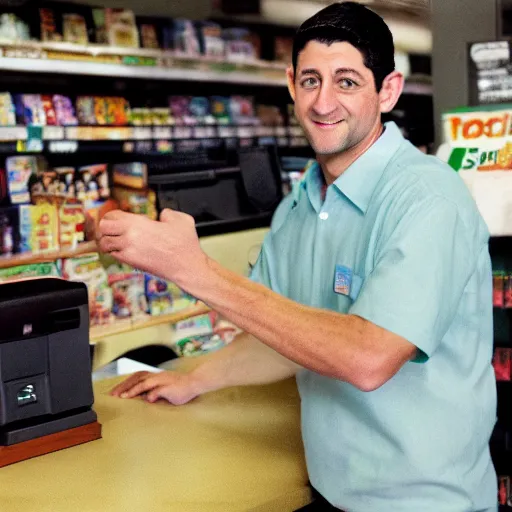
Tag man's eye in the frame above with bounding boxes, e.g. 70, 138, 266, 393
339, 78, 358, 89
301, 77, 318, 89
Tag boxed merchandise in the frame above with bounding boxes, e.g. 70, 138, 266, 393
145, 274, 173, 316
6, 156, 37, 205
105, 9, 140, 48
55, 166, 76, 198
0, 262, 60, 282
41, 95, 57, 126
198, 22, 225, 58
76, 96, 97, 125
189, 97, 215, 125
171, 19, 200, 57
62, 253, 113, 326
108, 270, 147, 319
63, 13, 89, 45
53, 95, 78, 126
39, 8, 60, 42
210, 96, 231, 125
19, 202, 59, 253
222, 28, 259, 62
15, 94, 46, 126
0, 93, 16, 126
58, 199, 85, 250
493, 271, 505, 308
111, 186, 157, 219
76, 164, 110, 205
140, 24, 160, 49
0, 206, 19, 256
169, 96, 196, 126
230, 96, 256, 125
0, 13, 30, 42
112, 162, 147, 189
30, 169, 60, 198
493, 348, 512, 381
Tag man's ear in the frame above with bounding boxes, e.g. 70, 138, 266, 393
286, 66, 296, 102
379, 71, 404, 114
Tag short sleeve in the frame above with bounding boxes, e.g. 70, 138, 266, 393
349, 197, 474, 361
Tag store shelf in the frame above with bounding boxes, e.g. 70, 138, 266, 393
0, 240, 97, 269
90, 302, 211, 342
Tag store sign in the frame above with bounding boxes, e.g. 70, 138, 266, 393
468, 40, 512, 105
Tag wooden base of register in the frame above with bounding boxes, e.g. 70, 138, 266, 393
0, 421, 102, 468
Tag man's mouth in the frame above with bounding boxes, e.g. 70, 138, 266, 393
312, 119, 343, 128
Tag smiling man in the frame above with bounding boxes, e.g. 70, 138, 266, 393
97, 3, 497, 511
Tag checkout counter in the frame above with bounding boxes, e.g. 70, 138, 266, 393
0, 375, 311, 512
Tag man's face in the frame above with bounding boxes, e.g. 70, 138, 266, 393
292, 40, 382, 156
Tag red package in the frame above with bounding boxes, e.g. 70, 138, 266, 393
41, 95, 57, 126
493, 348, 512, 381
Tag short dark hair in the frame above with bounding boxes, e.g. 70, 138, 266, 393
292, 2, 395, 91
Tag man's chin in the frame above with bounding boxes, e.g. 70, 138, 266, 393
310, 143, 347, 156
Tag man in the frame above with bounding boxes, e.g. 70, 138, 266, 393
98, 3, 498, 511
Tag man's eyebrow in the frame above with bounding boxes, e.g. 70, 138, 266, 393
334, 67, 365, 80
299, 68, 320, 76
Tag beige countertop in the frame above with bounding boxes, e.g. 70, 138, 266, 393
0, 376, 311, 512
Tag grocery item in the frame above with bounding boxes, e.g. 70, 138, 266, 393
108, 271, 147, 318
105, 9, 139, 48
63, 14, 89, 45
112, 162, 147, 189
172, 19, 200, 57
145, 274, 173, 316
140, 24, 159, 49
111, 186, 157, 219
15, 94, 46, 126
198, 22, 224, 58
0, 93, 16, 126
6, 156, 37, 205
76, 96, 97, 125
58, 199, 85, 250
62, 253, 113, 325
19, 202, 59, 253
0, 262, 60, 282
53, 95, 78, 126
76, 164, 110, 205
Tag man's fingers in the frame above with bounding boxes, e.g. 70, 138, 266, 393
110, 371, 149, 396
160, 208, 175, 223
98, 218, 124, 238
120, 377, 160, 399
98, 234, 123, 254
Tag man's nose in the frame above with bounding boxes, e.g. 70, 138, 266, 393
312, 84, 338, 117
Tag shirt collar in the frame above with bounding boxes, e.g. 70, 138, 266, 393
300, 122, 405, 214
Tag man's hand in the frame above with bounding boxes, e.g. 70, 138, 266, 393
110, 370, 202, 405
97, 208, 209, 286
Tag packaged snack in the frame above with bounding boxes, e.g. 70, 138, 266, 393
62, 253, 113, 326
493, 271, 505, 308
223, 28, 258, 62
108, 271, 147, 318
55, 167, 76, 198
210, 96, 231, 125
198, 22, 224, 58
6, 156, 37, 204
0, 262, 60, 282
145, 274, 173, 316
53, 95, 78, 126
76, 164, 110, 205
140, 24, 159, 49
0, 206, 19, 256
111, 186, 156, 219
92, 8, 108, 45
19, 202, 59, 253
40, 95, 57, 126
189, 97, 214, 125
169, 96, 195, 126
167, 281, 196, 312
15, 94, 46, 126
58, 199, 85, 250
0, 13, 30, 42
172, 19, 200, 57
150, 108, 173, 126
63, 13, 89, 45
230, 96, 255, 125
108, 97, 130, 126
30, 169, 60, 198
112, 162, 147, 189
274, 36, 293, 63
104, 9, 139, 48
0, 93, 16, 126
499, 476, 510, 506
505, 273, 512, 308
76, 96, 97, 125
94, 97, 108, 125
40, 8, 60, 42
493, 348, 512, 381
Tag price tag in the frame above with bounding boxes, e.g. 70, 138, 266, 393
48, 140, 78, 153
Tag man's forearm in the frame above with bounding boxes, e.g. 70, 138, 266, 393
190, 332, 301, 394
177, 257, 415, 392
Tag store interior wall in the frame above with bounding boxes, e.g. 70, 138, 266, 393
431, 0, 497, 147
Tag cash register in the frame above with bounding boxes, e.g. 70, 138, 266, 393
0, 278, 101, 467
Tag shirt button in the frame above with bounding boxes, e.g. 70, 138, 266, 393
319, 212, 329, 220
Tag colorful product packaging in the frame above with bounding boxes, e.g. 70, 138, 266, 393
62, 13, 89, 45
169, 96, 196, 126
19, 202, 59, 253
0, 206, 19, 256
53, 95, 78, 126
0, 93, 16, 126
6, 156, 37, 205
144, 274, 173, 316
58, 199, 85, 251
108, 271, 147, 319
15, 94, 46, 126
493, 348, 512, 381
62, 253, 113, 326
0, 262, 60, 282
111, 186, 156, 219
76, 164, 110, 205
494, 271, 505, 308
112, 162, 147, 189
76, 96, 97, 125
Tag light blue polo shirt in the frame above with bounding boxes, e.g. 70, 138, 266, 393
251, 122, 497, 511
